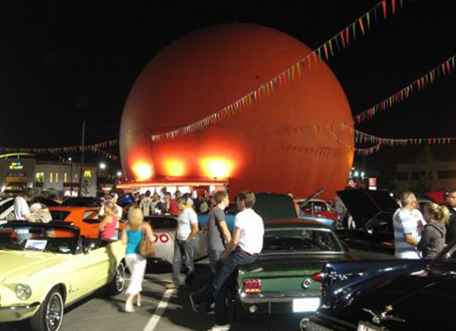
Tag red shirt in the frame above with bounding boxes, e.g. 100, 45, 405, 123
169, 199, 179, 216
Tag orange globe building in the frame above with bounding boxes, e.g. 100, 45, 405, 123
119, 23, 354, 199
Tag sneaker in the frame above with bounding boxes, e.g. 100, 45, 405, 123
165, 283, 177, 290
208, 324, 230, 331
124, 302, 135, 313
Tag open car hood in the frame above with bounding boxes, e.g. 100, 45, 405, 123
337, 189, 399, 227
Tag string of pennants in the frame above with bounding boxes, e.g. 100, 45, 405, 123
0, 139, 119, 159
150, 0, 405, 143
354, 129, 456, 155
355, 143, 382, 156
355, 53, 456, 124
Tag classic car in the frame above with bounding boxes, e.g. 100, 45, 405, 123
0, 197, 15, 220
48, 206, 126, 239
307, 241, 456, 331
213, 219, 352, 325
336, 189, 399, 255
0, 221, 126, 331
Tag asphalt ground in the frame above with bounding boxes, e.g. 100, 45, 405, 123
0, 249, 392, 331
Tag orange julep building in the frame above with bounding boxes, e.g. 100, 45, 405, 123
119, 23, 354, 200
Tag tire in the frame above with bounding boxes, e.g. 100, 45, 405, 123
106, 262, 126, 296
30, 288, 64, 331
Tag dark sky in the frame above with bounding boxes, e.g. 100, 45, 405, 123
1, 1, 455, 168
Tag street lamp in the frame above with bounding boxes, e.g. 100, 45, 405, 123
116, 170, 122, 178
68, 157, 73, 195
99, 162, 107, 170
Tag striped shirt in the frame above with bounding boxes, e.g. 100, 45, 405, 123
393, 208, 425, 259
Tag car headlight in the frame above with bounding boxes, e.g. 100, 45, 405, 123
15, 284, 32, 300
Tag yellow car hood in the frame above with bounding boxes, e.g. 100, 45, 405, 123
0, 250, 65, 283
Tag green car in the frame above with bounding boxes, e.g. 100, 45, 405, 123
221, 219, 351, 325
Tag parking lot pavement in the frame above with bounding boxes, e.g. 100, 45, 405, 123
0, 251, 393, 331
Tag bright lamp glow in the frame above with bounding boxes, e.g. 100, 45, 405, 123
132, 161, 153, 181
99, 162, 107, 170
163, 159, 186, 177
200, 157, 234, 179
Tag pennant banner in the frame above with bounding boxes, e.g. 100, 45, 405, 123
356, 53, 456, 123
354, 129, 456, 147
0, 139, 119, 159
355, 143, 382, 156
150, 0, 405, 143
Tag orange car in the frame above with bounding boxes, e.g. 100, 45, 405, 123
48, 206, 126, 239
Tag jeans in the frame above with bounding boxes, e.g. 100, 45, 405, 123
210, 247, 258, 303
16, 228, 30, 245
208, 249, 224, 275
172, 239, 195, 286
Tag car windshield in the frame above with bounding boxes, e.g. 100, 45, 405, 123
263, 228, 343, 253
0, 224, 78, 254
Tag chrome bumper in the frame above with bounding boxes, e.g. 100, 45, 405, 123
0, 302, 40, 321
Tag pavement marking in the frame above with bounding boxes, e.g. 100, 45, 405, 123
143, 289, 175, 331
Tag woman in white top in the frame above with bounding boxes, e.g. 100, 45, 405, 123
168, 197, 199, 289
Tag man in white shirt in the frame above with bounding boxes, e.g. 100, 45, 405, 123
169, 197, 199, 289
198, 191, 264, 330
393, 191, 426, 259
139, 190, 153, 217
14, 192, 34, 243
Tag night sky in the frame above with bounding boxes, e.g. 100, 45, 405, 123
1, 1, 455, 169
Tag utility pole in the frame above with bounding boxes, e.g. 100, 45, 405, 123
79, 121, 86, 197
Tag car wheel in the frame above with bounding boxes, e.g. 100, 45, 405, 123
30, 288, 64, 331
106, 262, 126, 296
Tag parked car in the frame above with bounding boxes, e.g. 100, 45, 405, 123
336, 189, 399, 255
48, 206, 126, 239
307, 241, 456, 331
214, 219, 352, 325
0, 221, 126, 331
143, 215, 208, 268
61, 197, 102, 207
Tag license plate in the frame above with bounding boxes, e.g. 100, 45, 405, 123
357, 321, 385, 331
292, 297, 320, 313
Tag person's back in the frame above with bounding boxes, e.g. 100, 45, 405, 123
126, 228, 143, 254
235, 207, 264, 255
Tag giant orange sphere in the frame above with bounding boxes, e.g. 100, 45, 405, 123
120, 23, 354, 199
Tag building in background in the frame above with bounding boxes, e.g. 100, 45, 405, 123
0, 154, 97, 197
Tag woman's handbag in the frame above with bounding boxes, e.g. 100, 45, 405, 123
139, 233, 155, 257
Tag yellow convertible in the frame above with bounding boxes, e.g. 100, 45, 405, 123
0, 221, 126, 331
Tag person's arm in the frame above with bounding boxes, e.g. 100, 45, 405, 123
404, 233, 418, 246
143, 223, 155, 242
223, 227, 240, 258
218, 220, 231, 245
186, 210, 199, 241
121, 228, 128, 244
447, 217, 456, 243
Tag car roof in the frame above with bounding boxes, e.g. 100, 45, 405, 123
265, 218, 331, 229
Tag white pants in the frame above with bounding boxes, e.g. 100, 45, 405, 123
125, 254, 147, 295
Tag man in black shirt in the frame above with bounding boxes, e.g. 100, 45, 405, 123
207, 191, 231, 274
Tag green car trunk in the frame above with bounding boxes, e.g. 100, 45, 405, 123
237, 254, 350, 316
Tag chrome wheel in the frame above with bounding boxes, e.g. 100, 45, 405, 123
45, 292, 63, 331
115, 263, 126, 292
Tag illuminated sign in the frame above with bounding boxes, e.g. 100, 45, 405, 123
9, 161, 23, 170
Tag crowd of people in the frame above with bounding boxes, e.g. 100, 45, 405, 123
118, 190, 263, 331
393, 190, 456, 259
6, 186, 456, 330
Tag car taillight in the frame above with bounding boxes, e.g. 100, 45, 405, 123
243, 279, 262, 294
312, 272, 324, 282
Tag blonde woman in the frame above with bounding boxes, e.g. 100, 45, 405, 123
121, 207, 154, 312
418, 203, 449, 258
99, 201, 118, 240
